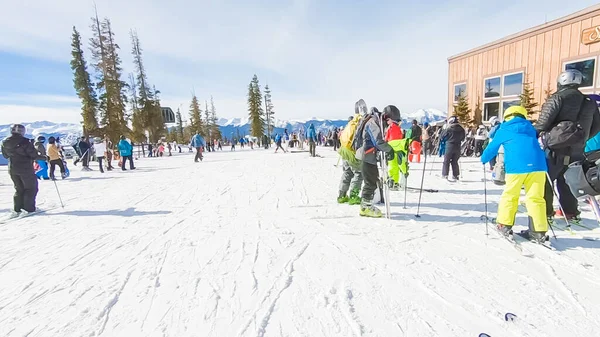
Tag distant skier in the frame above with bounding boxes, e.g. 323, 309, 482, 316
34, 136, 49, 180
274, 134, 286, 153
191, 132, 206, 162
355, 107, 393, 218
481, 106, 549, 243
440, 116, 465, 181
118, 136, 135, 170
474, 125, 488, 157
1, 124, 46, 216
74, 136, 92, 171
93, 137, 106, 173
47, 137, 66, 180
306, 124, 318, 157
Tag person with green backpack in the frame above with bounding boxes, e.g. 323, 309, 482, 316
337, 99, 368, 205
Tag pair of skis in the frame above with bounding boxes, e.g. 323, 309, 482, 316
378, 114, 392, 219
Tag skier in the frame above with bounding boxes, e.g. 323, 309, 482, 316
410, 119, 422, 142
74, 136, 92, 171
167, 142, 172, 156
440, 116, 466, 181
384, 105, 410, 190
1, 124, 46, 216
231, 139, 236, 151
191, 132, 206, 162
34, 136, 49, 180
535, 69, 600, 223
106, 139, 114, 171
422, 122, 432, 156
118, 136, 135, 170
338, 99, 367, 205
474, 125, 488, 157
306, 124, 318, 157
355, 107, 394, 218
332, 128, 340, 151
47, 137, 66, 180
93, 137, 106, 173
148, 143, 153, 157
274, 134, 286, 153
481, 106, 549, 243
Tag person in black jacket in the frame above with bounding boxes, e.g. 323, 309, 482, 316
410, 119, 422, 141
440, 116, 466, 180
1, 124, 46, 215
535, 69, 600, 221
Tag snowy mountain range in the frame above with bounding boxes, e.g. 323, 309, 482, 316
0, 109, 446, 143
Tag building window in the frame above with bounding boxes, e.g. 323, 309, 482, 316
484, 77, 501, 98
484, 102, 500, 121
564, 58, 596, 88
502, 100, 521, 118
503, 72, 523, 97
454, 83, 466, 103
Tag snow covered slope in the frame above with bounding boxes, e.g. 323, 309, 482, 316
1, 148, 599, 336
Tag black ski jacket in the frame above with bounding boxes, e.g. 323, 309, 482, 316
1, 134, 45, 174
410, 125, 422, 141
77, 140, 90, 155
441, 124, 466, 147
535, 87, 600, 146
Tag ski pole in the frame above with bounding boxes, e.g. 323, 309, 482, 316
429, 140, 439, 176
544, 172, 560, 240
53, 179, 65, 208
334, 156, 341, 168
415, 152, 428, 218
483, 164, 489, 236
403, 175, 408, 209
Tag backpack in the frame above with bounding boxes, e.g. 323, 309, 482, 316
340, 114, 361, 149
543, 96, 588, 151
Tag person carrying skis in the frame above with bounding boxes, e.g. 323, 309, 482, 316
34, 136, 49, 180
118, 136, 135, 170
354, 107, 394, 218
93, 137, 106, 173
535, 69, 600, 223
481, 106, 549, 243
191, 132, 206, 162
440, 116, 465, 181
383, 105, 410, 190
1, 124, 46, 216
337, 99, 367, 205
306, 124, 318, 157
47, 136, 67, 180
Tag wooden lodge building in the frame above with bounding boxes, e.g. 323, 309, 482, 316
448, 4, 600, 123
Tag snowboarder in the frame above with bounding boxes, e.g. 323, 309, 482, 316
306, 124, 318, 157
34, 136, 49, 180
481, 106, 549, 243
93, 137, 106, 173
535, 69, 600, 223
384, 105, 410, 190
191, 133, 206, 162
1, 124, 46, 215
118, 136, 135, 170
47, 137, 66, 180
440, 116, 466, 181
355, 107, 394, 218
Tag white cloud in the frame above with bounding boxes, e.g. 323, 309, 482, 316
0, 104, 81, 125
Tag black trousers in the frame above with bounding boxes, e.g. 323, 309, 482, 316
360, 161, 379, 201
49, 159, 65, 179
10, 171, 38, 212
82, 151, 90, 167
309, 141, 316, 157
544, 153, 580, 216
442, 146, 460, 178
98, 156, 105, 173
275, 142, 285, 152
194, 147, 203, 162
122, 155, 134, 170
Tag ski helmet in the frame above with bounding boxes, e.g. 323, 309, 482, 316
37, 135, 46, 143
48, 136, 56, 144
503, 106, 527, 121
488, 116, 499, 126
382, 105, 401, 122
447, 116, 459, 124
10, 124, 26, 136
355, 99, 368, 116
557, 69, 583, 87
370, 107, 380, 115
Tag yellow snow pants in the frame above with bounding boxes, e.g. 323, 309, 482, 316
387, 139, 409, 184
497, 171, 548, 232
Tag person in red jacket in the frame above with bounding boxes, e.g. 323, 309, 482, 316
384, 107, 410, 190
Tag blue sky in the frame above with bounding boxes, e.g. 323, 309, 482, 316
0, 0, 598, 124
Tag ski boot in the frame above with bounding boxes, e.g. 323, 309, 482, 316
554, 209, 581, 225
348, 189, 361, 205
337, 191, 349, 204
8, 210, 20, 219
387, 178, 400, 191
519, 230, 549, 244
496, 223, 513, 238
359, 199, 383, 218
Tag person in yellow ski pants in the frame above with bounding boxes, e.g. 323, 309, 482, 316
481, 106, 548, 241
385, 118, 409, 189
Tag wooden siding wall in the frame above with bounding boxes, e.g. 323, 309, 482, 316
448, 12, 600, 119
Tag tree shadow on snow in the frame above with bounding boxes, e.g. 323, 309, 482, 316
64, 176, 124, 182
57, 207, 171, 217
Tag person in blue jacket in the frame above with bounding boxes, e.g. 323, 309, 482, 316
481, 106, 548, 243
191, 132, 206, 162
118, 135, 135, 171
274, 133, 286, 153
306, 124, 318, 157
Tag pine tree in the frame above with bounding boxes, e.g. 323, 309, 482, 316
544, 80, 553, 100
473, 96, 482, 125
189, 94, 203, 135
520, 74, 538, 118
247, 75, 265, 137
210, 96, 222, 140
149, 86, 165, 141
70, 26, 99, 138
129, 73, 146, 142
453, 94, 472, 125
204, 100, 212, 139
264, 85, 275, 136
176, 108, 184, 143
90, 13, 129, 143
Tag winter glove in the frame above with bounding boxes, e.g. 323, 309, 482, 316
385, 150, 395, 161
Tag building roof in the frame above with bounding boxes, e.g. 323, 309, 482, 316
448, 4, 600, 62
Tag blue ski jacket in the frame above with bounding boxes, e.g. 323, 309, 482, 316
118, 139, 133, 157
306, 124, 317, 142
191, 134, 206, 148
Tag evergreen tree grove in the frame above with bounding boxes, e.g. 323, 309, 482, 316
453, 93, 472, 125
189, 95, 203, 135
70, 26, 99, 137
520, 74, 538, 118
247, 75, 265, 138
